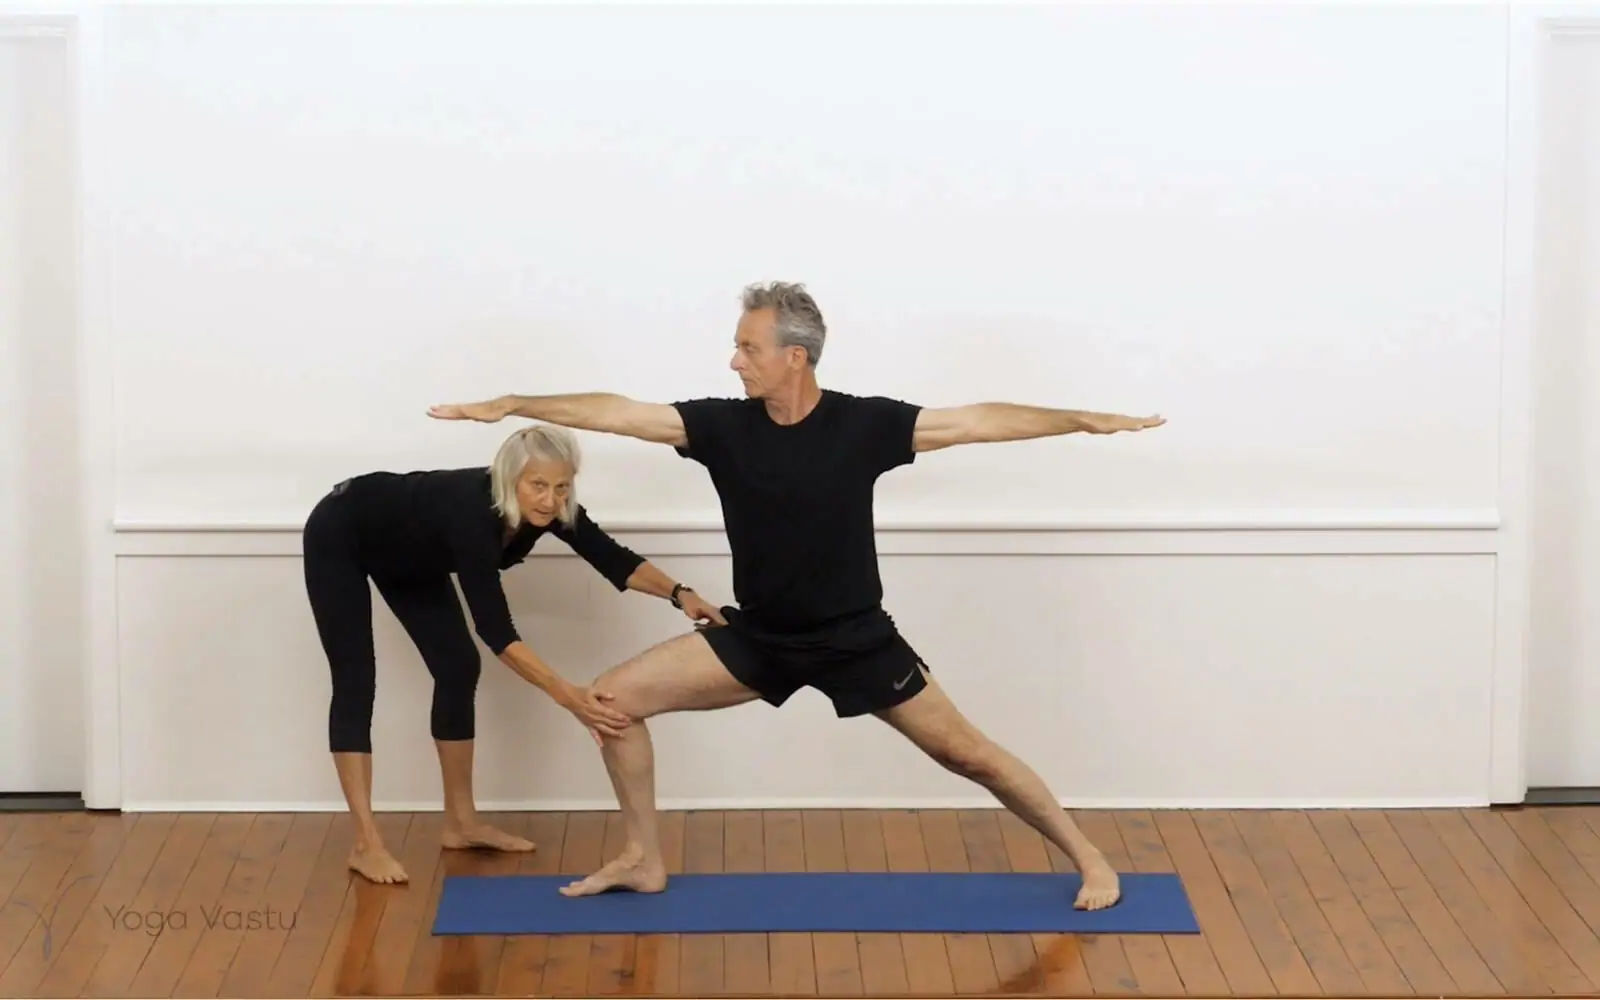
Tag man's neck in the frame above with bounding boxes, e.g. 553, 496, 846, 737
761, 376, 823, 426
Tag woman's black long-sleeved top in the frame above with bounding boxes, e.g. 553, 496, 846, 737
336, 467, 645, 655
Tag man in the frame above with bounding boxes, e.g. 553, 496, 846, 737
428, 281, 1164, 910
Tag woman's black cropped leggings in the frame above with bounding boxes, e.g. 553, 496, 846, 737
302, 485, 482, 754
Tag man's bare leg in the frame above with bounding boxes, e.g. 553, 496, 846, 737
559, 630, 762, 897
567, 714, 665, 895
877, 670, 1121, 910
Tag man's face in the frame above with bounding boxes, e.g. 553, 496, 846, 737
729, 307, 804, 398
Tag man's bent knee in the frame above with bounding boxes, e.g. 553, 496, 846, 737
592, 659, 656, 720
593, 630, 759, 719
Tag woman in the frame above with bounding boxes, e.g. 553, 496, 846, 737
301, 423, 723, 884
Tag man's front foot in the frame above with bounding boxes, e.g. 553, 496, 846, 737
558, 852, 668, 897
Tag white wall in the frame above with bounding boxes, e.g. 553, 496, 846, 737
0, 29, 84, 793
105, 3, 1505, 525
79, 2, 1532, 809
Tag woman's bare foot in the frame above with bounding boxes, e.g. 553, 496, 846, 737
1075, 855, 1121, 910
349, 844, 408, 884
441, 821, 537, 853
558, 851, 668, 897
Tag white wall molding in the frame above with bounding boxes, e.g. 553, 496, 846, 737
113, 506, 1503, 534
111, 508, 1503, 558
3, 5, 117, 809
1491, 4, 1600, 805
70, 4, 117, 811
0, 7, 76, 38
0, 24, 68, 39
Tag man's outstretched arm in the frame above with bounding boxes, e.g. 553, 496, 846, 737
911, 402, 1164, 453
428, 393, 687, 447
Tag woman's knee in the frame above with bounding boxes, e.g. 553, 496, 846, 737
429, 652, 481, 741
430, 649, 482, 703
329, 685, 376, 753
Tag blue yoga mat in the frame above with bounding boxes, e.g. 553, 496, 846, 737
431, 872, 1199, 935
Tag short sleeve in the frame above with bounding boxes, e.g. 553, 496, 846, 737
855, 395, 923, 476
671, 397, 740, 468
549, 505, 647, 592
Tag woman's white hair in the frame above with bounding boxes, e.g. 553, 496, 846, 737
490, 423, 581, 529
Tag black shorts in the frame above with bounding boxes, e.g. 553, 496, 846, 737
698, 607, 930, 717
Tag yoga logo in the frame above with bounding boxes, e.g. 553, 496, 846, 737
101, 904, 298, 937
6, 874, 96, 960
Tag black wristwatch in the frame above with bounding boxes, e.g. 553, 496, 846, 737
669, 583, 692, 609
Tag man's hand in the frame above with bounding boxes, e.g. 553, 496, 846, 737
677, 590, 727, 627
1081, 413, 1165, 435
427, 397, 513, 423
558, 684, 632, 746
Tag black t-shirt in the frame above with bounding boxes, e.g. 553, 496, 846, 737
671, 389, 922, 642
338, 467, 645, 655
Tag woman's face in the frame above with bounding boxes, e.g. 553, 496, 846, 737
515, 458, 574, 527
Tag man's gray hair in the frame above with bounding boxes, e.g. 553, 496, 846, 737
742, 281, 826, 366
489, 423, 581, 529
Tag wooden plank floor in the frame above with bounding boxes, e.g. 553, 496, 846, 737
4, 807, 1600, 997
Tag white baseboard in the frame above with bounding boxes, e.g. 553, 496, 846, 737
118, 796, 1489, 814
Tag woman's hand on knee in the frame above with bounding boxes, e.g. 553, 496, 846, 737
557, 684, 632, 746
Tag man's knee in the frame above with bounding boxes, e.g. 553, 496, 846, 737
591, 650, 660, 720
925, 728, 1004, 785
892, 694, 1004, 785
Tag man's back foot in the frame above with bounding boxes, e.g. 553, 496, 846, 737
1075, 857, 1121, 910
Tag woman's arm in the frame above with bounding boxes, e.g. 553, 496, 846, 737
452, 538, 633, 742
623, 560, 726, 626
554, 506, 726, 625
496, 639, 630, 741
